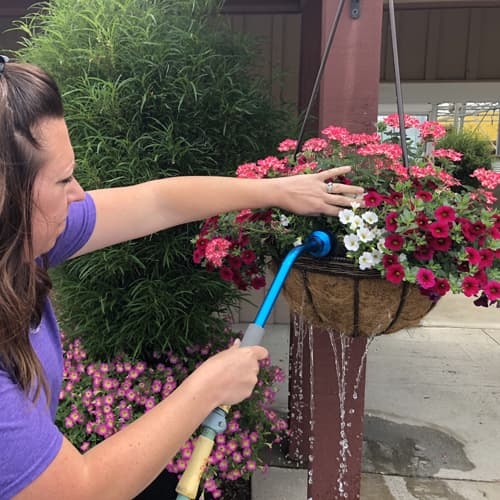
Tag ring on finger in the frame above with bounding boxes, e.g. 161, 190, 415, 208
326, 181, 334, 194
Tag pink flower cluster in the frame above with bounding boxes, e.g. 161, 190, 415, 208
193, 213, 268, 290
57, 331, 288, 495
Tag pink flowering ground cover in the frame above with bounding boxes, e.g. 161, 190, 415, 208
57, 329, 287, 499
193, 115, 499, 308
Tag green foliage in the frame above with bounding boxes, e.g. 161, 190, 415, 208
436, 128, 494, 189
16, 0, 294, 358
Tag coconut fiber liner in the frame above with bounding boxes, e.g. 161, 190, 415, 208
278, 256, 435, 337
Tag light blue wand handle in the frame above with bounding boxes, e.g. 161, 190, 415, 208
175, 231, 334, 500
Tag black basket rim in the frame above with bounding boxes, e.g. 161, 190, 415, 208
291, 255, 382, 279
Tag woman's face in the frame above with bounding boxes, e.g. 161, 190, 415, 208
31, 118, 85, 257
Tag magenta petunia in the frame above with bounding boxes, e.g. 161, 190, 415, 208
484, 281, 500, 301
385, 211, 399, 232
428, 236, 452, 252
415, 190, 433, 202
478, 249, 495, 270
415, 211, 429, 229
434, 205, 456, 222
432, 278, 450, 296
416, 268, 436, 289
385, 263, 405, 284
364, 190, 384, 207
384, 233, 405, 251
219, 267, 234, 282
461, 276, 480, 297
428, 220, 450, 238
382, 253, 399, 268
414, 245, 434, 261
465, 246, 481, 266
241, 249, 257, 265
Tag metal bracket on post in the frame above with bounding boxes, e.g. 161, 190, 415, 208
351, 0, 360, 19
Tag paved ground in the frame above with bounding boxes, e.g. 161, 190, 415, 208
240, 293, 500, 500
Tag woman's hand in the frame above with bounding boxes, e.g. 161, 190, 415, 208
272, 165, 364, 216
190, 340, 269, 407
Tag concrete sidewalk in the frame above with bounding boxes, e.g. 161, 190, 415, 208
243, 294, 500, 500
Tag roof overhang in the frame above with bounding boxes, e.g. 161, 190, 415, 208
221, 0, 500, 15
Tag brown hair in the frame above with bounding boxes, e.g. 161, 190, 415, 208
0, 61, 64, 402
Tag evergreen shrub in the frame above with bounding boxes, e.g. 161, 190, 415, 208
436, 127, 494, 189
16, 0, 294, 358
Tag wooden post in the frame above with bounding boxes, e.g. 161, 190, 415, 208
288, 0, 384, 498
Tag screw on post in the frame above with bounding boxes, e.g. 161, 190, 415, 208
351, 0, 361, 19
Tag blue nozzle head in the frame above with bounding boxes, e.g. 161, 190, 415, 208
304, 230, 336, 257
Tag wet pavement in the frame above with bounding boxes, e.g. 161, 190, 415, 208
242, 293, 500, 499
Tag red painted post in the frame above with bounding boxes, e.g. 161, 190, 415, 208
288, 322, 368, 499
288, 0, 384, 498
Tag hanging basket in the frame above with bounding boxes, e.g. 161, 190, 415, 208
276, 256, 436, 337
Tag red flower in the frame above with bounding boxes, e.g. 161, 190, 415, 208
414, 245, 434, 261
462, 276, 480, 297
219, 267, 234, 282
385, 263, 405, 284
428, 236, 452, 252
193, 248, 205, 264
432, 278, 450, 297
415, 211, 429, 229
241, 250, 257, 265
484, 281, 500, 301
465, 247, 481, 266
382, 254, 399, 267
251, 276, 266, 290
416, 268, 436, 289
385, 191, 403, 206
428, 221, 450, 238
384, 234, 405, 251
364, 190, 384, 207
228, 256, 243, 270
415, 190, 433, 202
385, 212, 399, 232
460, 219, 486, 242
478, 249, 494, 270
434, 205, 456, 223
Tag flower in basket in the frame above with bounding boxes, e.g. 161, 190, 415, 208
193, 114, 500, 308
57, 328, 287, 499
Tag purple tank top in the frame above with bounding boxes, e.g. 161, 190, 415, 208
0, 193, 96, 499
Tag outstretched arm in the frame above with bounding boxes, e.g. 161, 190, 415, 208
73, 166, 363, 257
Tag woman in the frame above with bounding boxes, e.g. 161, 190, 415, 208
0, 57, 363, 499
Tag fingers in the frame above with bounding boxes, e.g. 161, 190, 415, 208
321, 165, 352, 178
319, 167, 364, 196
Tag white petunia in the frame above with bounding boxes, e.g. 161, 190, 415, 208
349, 215, 363, 231
371, 249, 383, 265
350, 200, 361, 210
358, 251, 375, 270
377, 238, 386, 252
339, 209, 355, 225
280, 214, 290, 227
356, 226, 375, 243
343, 234, 360, 251
361, 211, 379, 225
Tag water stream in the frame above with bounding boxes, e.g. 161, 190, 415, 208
290, 304, 378, 498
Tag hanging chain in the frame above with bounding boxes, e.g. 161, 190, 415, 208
388, 0, 409, 167
294, 0, 348, 159
295, 0, 409, 169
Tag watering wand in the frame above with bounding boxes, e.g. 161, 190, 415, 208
175, 230, 335, 500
